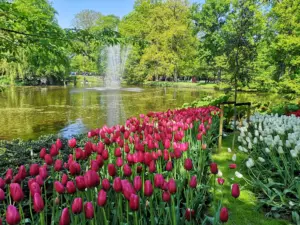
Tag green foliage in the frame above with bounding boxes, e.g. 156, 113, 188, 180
182, 94, 231, 108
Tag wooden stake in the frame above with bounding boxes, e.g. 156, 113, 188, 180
218, 104, 224, 152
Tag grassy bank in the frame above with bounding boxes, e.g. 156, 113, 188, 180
144, 81, 216, 88
75, 75, 104, 85
212, 135, 292, 225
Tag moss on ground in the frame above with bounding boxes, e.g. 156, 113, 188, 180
211, 135, 292, 225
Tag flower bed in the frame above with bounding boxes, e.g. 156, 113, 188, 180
237, 113, 300, 223
0, 106, 220, 225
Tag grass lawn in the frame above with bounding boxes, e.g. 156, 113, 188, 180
144, 81, 217, 88
75, 75, 104, 84
211, 135, 292, 225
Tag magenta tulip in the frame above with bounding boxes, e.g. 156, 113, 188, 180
59, 208, 70, 225
6, 205, 21, 225
97, 189, 107, 206
71, 198, 83, 214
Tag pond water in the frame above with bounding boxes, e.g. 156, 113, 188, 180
0, 84, 283, 140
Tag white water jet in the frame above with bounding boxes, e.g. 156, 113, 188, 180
104, 44, 131, 89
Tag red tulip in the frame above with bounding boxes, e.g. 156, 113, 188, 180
33, 193, 44, 213
17, 165, 26, 180
0, 188, 5, 201
39, 148, 46, 159
66, 181, 76, 194
166, 161, 173, 171
68, 138, 76, 148
154, 174, 164, 188
102, 149, 109, 160
113, 177, 122, 192
121, 180, 136, 200
133, 176, 142, 191
39, 166, 48, 180
29, 182, 41, 197
61, 174, 68, 186
75, 148, 83, 160
210, 163, 218, 174
229, 164, 237, 169
220, 207, 228, 223
29, 164, 39, 176
6, 205, 21, 225
144, 180, 153, 197
90, 160, 99, 172
35, 175, 44, 186
114, 148, 122, 157
96, 155, 104, 168
59, 208, 70, 225
54, 181, 65, 194
84, 202, 94, 219
164, 139, 171, 149
9, 183, 24, 202
217, 178, 225, 185
162, 191, 171, 202
149, 160, 156, 173
84, 170, 100, 188
123, 164, 132, 177
129, 194, 139, 211
50, 144, 59, 156
56, 138, 63, 150
189, 176, 197, 188
185, 208, 195, 221
5, 169, 13, 184
102, 178, 110, 191
163, 150, 170, 161
0, 178, 5, 189
168, 179, 177, 195
97, 189, 107, 206
116, 157, 123, 167
44, 154, 53, 165
71, 198, 83, 214
75, 176, 86, 191
108, 164, 116, 177
69, 162, 81, 175
231, 183, 240, 198
54, 160, 63, 171
184, 158, 193, 171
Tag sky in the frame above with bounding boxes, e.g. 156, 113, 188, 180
51, 0, 204, 28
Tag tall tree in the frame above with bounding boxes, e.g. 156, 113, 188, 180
71, 9, 102, 30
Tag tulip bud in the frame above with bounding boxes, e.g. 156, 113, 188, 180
54, 160, 63, 172
149, 160, 156, 173
84, 170, 100, 188
97, 189, 107, 206
166, 161, 173, 171
33, 193, 44, 213
9, 183, 24, 202
189, 176, 197, 188
217, 178, 225, 185
154, 174, 164, 188
136, 166, 142, 173
5, 169, 13, 184
113, 177, 122, 192
108, 164, 116, 177
75, 176, 86, 191
144, 180, 153, 197
168, 179, 177, 194
39, 148, 46, 159
59, 208, 70, 225
39, 166, 48, 180
29, 164, 39, 176
44, 154, 53, 165
54, 181, 65, 194
133, 176, 142, 191
229, 164, 237, 169
210, 163, 218, 175
102, 178, 110, 191
71, 198, 83, 214
220, 207, 228, 223
116, 157, 123, 167
102, 149, 109, 160
56, 139, 63, 150
0, 188, 5, 201
129, 194, 139, 211
68, 138, 76, 148
35, 175, 44, 186
50, 144, 59, 156
69, 162, 81, 175
61, 174, 68, 186
0, 178, 5, 189
123, 164, 132, 177
185, 208, 195, 221
184, 158, 193, 171
18, 165, 26, 180
90, 160, 99, 172
162, 191, 171, 202
202, 143, 207, 150
66, 181, 76, 194
6, 205, 21, 225
84, 202, 94, 219
29, 182, 41, 197
231, 183, 240, 198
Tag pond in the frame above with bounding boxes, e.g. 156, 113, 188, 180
0, 84, 283, 140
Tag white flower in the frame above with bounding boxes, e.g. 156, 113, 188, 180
289, 201, 295, 207
217, 170, 223, 177
243, 147, 249, 153
246, 158, 255, 168
285, 140, 291, 148
290, 150, 298, 158
238, 146, 243, 152
277, 146, 284, 154
259, 135, 263, 141
232, 154, 236, 162
248, 142, 252, 150
265, 148, 270, 153
255, 130, 259, 137
235, 171, 243, 178
253, 137, 258, 144
258, 157, 265, 163
227, 148, 232, 153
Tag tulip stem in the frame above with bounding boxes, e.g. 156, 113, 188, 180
29, 195, 34, 224
134, 211, 138, 225
44, 183, 48, 225
127, 201, 129, 224
102, 207, 108, 225
40, 211, 46, 225
118, 194, 123, 224
171, 196, 176, 225
150, 198, 155, 225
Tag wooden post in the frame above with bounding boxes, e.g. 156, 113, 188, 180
218, 104, 224, 152
247, 104, 251, 123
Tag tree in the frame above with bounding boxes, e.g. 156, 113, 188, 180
71, 9, 102, 30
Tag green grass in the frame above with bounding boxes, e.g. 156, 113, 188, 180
75, 75, 104, 84
211, 135, 292, 225
144, 81, 216, 88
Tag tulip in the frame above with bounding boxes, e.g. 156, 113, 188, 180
97, 189, 107, 206
68, 138, 76, 148
44, 154, 53, 165
210, 163, 218, 174
0, 178, 5, 189
149, 160, 156, 173
29, 164, 39, 176
71, 198, 83, 214
102, 149, 109, 160
66, 181, 76, 194
164, 139, 171, 149
102, 178, 110, 191
133, 176, 142, 191
39, 148, 46, 159
144, 180, 153, 197
123, 164, 132, 177
113, 177, 122, 192
54, 159, 63, 171
56, 138, 63, 149
5, 169, 13, 184
39, 166, 48, 180
168, 179, 177, 194
229, 164, 237, 169
154, 174, 164, 188
121, 180, 136, 200
84, 202, 94, 219
96, 155, 104, 168
231, 183, 240, 198
75, 176, 86, 191
189, 175, 197, 188
166, 161, 173, 171
217, 178, 225, 185
84, 170, 100, 188
6, 205, 21, 225
29, 182, 41, 197
185, 208, 195, 221
69, 162, 81, 175
184, 158, 193, 171
108, 164, 116, 177
33, 193, 44, 213
54, 181, 65, 194
35, 175, 44, 186
9, 183, 24, 202
18, 165, 26, 180
220, 207, 228, 223
0, 188, 5, 201
59, 208, 70, 225
50, 144, 59, 156
61, 174, 68, 186
129, 194, 139, 211
162, 191, 171, 202
136, 166, 143, 173
116, 157, 123, 167
90, 160, 99, 172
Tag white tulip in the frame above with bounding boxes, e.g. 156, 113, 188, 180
277, 146, 284, 154
290, 150, 298, 158
232, 154, 236, 161
235, 171, 243, 178
246, 158, 255, 168
227, 148, 232, 153
258, 157, 265, 163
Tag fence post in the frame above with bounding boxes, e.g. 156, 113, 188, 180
218, 104, 224, 152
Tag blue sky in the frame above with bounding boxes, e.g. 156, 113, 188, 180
51, 0, 204, 28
